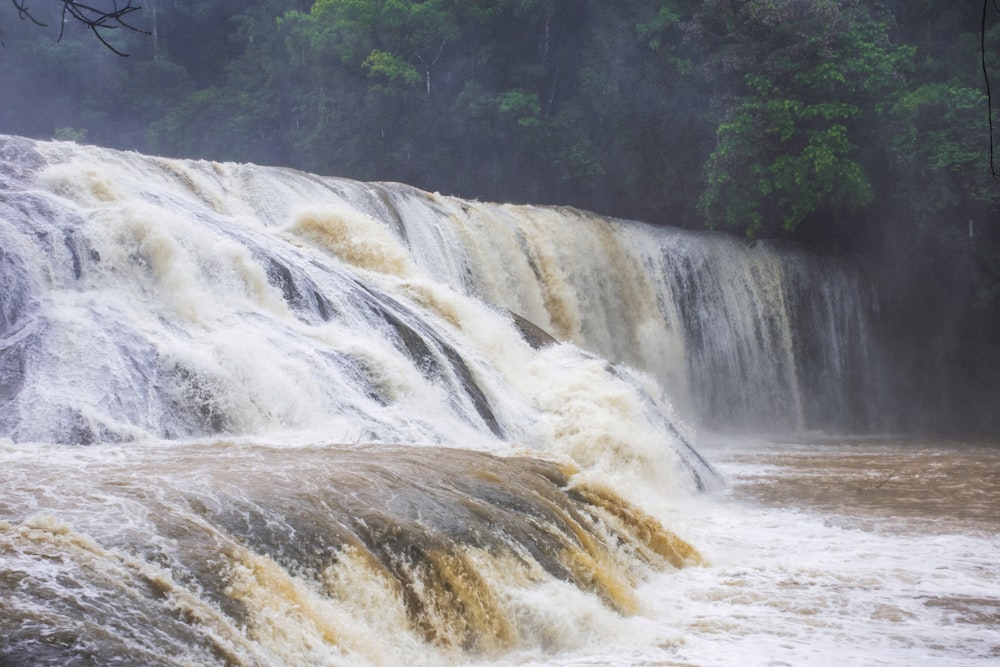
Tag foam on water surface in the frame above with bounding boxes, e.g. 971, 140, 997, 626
478, 440, 1000, 667
2, 137, 992, 666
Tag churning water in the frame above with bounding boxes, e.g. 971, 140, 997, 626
4, 438, 995, 666
1, 137, 995, 665
652, 438, 1000, 667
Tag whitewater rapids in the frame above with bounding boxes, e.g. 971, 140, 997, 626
4, 137, 991, 666
0, 135, 720, 665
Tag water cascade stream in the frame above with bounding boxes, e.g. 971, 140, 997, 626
0, 136, 900, 665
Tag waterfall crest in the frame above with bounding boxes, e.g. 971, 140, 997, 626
1, 136, 882, 442
0, 135, 891, 664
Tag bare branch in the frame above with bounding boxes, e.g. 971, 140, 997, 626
11, 0, 149, 56
984, 0, 998, 177
11, 0, 46, 26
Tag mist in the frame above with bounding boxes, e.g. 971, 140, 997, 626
2, 5, 1000, 661
2, 0, 998, 436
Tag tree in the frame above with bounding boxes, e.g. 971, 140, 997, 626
693, 0, 913, 246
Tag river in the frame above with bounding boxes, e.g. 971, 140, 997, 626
3, 438, 995, 666
481, 438, 1000, 667
2, 136, 996, 666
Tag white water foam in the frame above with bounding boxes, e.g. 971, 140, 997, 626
3, 137, 985, 666
475, 441, 1000, 667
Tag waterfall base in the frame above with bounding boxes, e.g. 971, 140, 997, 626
0, 441, 701, 665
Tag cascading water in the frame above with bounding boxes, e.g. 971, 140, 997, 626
0, 135, 719, 665
0, 135, 910, 666
360, 178, 885, 435
0, 135, 884, 443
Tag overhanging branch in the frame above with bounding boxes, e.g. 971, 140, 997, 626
10, 0, 149, 56
985, 0, 998, 177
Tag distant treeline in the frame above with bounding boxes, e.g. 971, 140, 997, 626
2, 1, 1000, 379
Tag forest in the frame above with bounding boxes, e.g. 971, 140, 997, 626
2, 0, 999, 431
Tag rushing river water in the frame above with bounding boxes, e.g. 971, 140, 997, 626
4, 438, 995, 667
490, 438, 1000, 667
462, 440, 1000, 667
2, 137, 996, 666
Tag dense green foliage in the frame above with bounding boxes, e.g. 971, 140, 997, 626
0, 2, 990, 235
2, 0, 999, 432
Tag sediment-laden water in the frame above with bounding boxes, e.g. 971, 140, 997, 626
0, 439, 706, 666
2, 438, 996, 666
482, 439, 1000, 667
1, 137, 993, 665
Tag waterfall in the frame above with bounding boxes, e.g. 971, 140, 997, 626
342, 173, 884, 435
0, 135, 888, 665
0, 136, 883, 442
